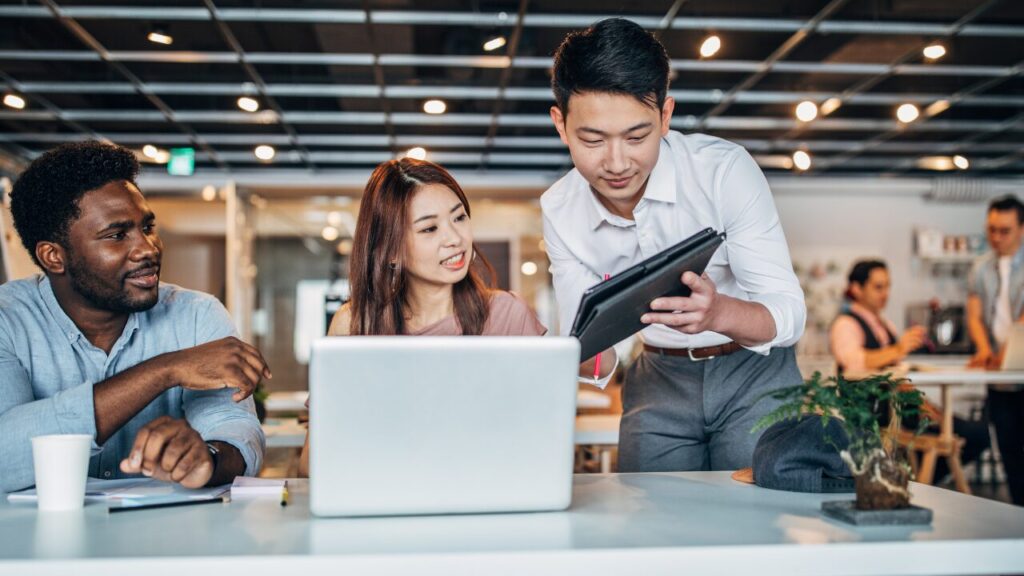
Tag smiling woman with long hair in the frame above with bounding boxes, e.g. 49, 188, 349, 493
299, 158, 547, 476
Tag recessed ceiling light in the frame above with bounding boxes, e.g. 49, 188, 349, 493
896, 103, 920, 123
405, 147, 427, 160
792, 150, 811, 171
699, 35, 721, 58
142, 144, 158, 159
237, 96, 259, 112
820, 97, 842, 116
321, 226, 340, 242
953, 155, 969, 170
483, 36, 507, 52
795, 101, 818, 122
2, 94, 25, 110
521, 261, 538, 276
147, 29, 173, 45
254, 145, 276, 161
917, 156, 956, 171
423, 99, 447, 115
923, 44, 947, 60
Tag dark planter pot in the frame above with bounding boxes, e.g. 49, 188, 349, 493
853, 453, 911, 510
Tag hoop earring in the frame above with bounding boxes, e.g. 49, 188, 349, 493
389, 262, 398, 271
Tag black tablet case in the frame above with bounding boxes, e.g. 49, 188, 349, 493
569, 228, 725, 361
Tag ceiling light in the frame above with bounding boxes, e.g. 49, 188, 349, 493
254, 145, 276, 161
483, 36, 507, 52
201, 185, 217, 202
792, 150, 811, 171
142, 144, 159, 159
923, 44, 947, 60
237, 96, 259, 112
327, 211, 344, 227
699, 35, 721, 58
819, 97, 842, 116
917, 156, 956, 171
321, 226, 340, 242
924, 99, 950, 117
896, 103, 920, 124
153, 149, 170, 164
521, 261, 538, 276
2, 94, 25, 110
423, 99, 447, 115
405, 147, 427, 161
795, 101, 818, 122
953, 155, 969, 170
147, 29, 173, 46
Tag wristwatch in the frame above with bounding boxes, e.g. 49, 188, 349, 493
205, 442, 220, 473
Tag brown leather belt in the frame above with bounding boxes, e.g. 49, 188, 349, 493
643, 341, 742, 361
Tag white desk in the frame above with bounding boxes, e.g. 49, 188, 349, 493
2, 472, 1023, 576
266, 389, 613, 412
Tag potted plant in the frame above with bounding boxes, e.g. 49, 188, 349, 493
755, 372, 930, 517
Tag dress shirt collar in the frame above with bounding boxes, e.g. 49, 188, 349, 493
585, 137, 676, 231
36, 274, 140, 345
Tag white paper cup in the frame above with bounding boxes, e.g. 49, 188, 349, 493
30, 434, 92, 512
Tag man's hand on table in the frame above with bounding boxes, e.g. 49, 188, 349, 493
119, 416, 215, 488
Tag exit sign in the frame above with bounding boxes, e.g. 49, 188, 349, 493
167, 147, 195, 176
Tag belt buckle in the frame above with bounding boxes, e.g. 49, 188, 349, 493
687, 348, 715, 362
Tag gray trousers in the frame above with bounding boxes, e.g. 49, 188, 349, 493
618, 346, 801, 472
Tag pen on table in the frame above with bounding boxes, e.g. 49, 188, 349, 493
107, 496, 226, 514
281, 481, 289, 507
593, 273, 611, 381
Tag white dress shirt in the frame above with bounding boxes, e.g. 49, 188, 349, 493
540, 130, 806, 353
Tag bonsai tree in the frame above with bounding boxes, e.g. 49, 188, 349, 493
754, 372, 929, 510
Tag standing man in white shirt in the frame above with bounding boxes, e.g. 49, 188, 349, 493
541, 18, 806, 472
966, 195, 1024, 505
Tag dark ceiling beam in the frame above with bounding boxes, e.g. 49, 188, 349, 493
698, 0, 852, 127
482, 0, 530, 171
360, 0, 396, 154
2, 5, 1023, 38
35, 0, 228, 170
202, 0, 314, 171
812, 0, 1006, 173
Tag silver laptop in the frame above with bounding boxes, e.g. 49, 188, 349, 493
308, 336, 580, 517
1002, 324, 1024, 370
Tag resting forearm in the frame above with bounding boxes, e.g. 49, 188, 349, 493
93, 353, 177, 444
711, 296, 776, 347
863, 346, 905, 370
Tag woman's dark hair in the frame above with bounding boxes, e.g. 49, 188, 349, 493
348, 158, 495, 336
9, 141, 139, 266
551, 18, 670, 115
845, 259, 888, 300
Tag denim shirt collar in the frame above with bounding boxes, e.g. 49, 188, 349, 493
36, 275, 140, 348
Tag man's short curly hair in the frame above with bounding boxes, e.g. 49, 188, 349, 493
10, 141, 139, 266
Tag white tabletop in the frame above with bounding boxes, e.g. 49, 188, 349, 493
2, 472, 1022, 576
266, 389, 613, 411
906, 367, 1024, 385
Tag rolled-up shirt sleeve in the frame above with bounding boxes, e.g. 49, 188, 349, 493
182, 297, 265, 477
0, 324, 99, 492
716, 149, 806, 352
543, 211, 602, 339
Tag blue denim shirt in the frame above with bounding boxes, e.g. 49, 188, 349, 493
0, 276, 265, 493
967, 245, 1024, 348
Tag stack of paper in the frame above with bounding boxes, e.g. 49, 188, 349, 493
230, 477, 286, 498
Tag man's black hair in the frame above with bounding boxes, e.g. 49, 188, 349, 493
551, 18, 670, 114
9, 140, 140, 267
988, 194, 1024, 225
847, 259, 887, 289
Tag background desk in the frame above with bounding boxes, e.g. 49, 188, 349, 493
2, 472, 1023, 576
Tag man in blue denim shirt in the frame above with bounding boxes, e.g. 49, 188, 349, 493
966, 194, 1024, 506
0, 141, 270, 493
